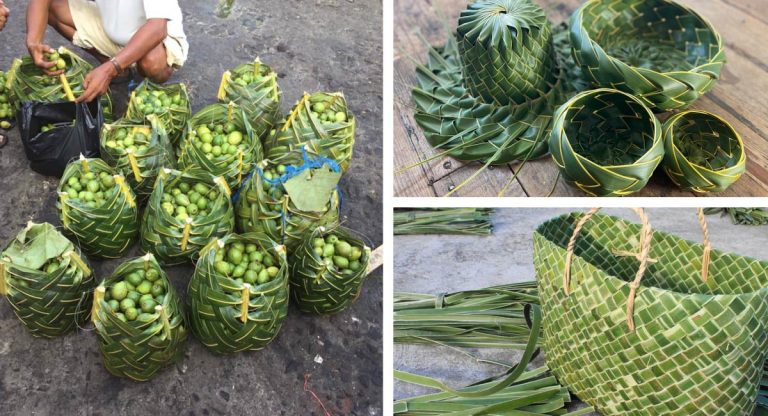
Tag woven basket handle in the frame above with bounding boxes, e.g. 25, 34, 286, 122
562, 208, 712, 331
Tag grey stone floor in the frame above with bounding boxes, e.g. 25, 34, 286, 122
394, 208, 768, 414
0, 1, 382, 415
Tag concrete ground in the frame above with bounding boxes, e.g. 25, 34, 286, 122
394, 208, 768, 414
0, 1, 382, 415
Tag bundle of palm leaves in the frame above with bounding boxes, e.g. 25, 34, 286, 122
393, 208, 494, 236
703, 208, 768, 226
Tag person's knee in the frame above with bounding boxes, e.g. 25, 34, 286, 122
138, 53, 172, 83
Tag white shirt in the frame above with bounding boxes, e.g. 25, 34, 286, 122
94, 0, 187, 48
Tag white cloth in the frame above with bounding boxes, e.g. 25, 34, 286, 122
94, 0, 186, 47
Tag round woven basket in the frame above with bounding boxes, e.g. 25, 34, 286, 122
662, 110, 745, 193
549, 88, 664, 197
570, 0, 725, 111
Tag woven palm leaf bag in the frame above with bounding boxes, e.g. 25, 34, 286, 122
570, 0, 725, 111
533, 208, 768, 415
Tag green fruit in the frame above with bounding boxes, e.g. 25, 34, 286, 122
227, 248, 243, 264
86, 180, 100, 193
262, 255, 274, 267
145, 269, 160, 282
244, 269, 258, 284
249, 251, 263, 263
137, 281, 153, 295
349, 260, 361, 271
140, 298, 157, 313
45, 262, 59, 273
248, 261, 262, 272
257, 269, 270, 284
313, 102, 326, 113
333, 256, 349, 269
126, 272, 143, 287
193, 183, 208, 194
127, 291, 141, 303
335, 112, 347, 122
313, 247, 324, 256
0, 121, 10, 129
120, 298, 136, 312
335, 241, 352, 258
108, 299, 120, 312
232, 265, 246, 278
326, 235, 339, 245
56, 58, 66, 70
175, 193, 190, 206
322, 244, 335, 258
116, 312, 127, 322
111, 282, 128, 301
227, 131, 243, 146
215, 261, 231, 275
350, 246, 363, 261
151, 284, 165, 297
137, 313, 155, 323
245, 243, 257, 253
313, 238, 325, 248
266, 266, 279, 278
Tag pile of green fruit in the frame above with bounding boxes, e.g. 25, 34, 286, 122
0, 71, 12, 125
260, 164, 287, 200
103, 267, 168, 323
186, 122, 247, 161
310, 234, 365, 276
61, 170, 118, 209
214, 240, 280, 287
309, 101, 348, 125
160, 181, 218, 222
104, 126, 152, 153
133, 89, 185, 115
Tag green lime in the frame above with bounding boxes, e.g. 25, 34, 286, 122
137, 281, 153, 295
266, 266, 279, 278
108, 299, 120, 312
151, 284, 165, 297
145, 269, 160, 282
120, 298, 136, 312
110, 282, 128, 301
140, 298, 157, 313
257, 269, 270, 284
126, 272, 143, 287
335, 241, 352, 258
350, 246, 362, 261
333, 256, 349, 269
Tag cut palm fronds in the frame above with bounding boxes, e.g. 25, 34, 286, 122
101, 115, 176, 200
0, 222, 95, 338
289, 226, 370, 315
217, 58, 281, 140
534, 208, 768, 414
662, 110, 745, 193
704, 208, 768, 226
57, 156, 139, 258
124, 80, 191, 146
188, 233, 289, 353
549, 88, 663, 197
394, 282, 538, 348
570, 0, 725, 111
140, 169, 234, 265
235, 148, 340, 251
266, 92, 355, 172
177, 102, 261, 190
6, 46, 113, 119
393, 208, 494, 236
91, 254, 187, 381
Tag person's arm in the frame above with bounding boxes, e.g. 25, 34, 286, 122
26, 0, 60, 75
0, 0, 10, 32
77, 18, 167, 103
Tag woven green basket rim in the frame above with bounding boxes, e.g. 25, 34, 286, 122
663, 109, 746, 174
552, 88, 663, 169
572, 0, 725, 79
535, 211, 768, 301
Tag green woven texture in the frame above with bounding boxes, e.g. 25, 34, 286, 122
549, 88, 664, 196
411, 9, 585, 165
0, 222, 95, 338
266, 92, 356, 172
289, 227, 370, 315
56, 158, 139, 258
217, 59, 282, 140
187, 233, 289, 354
140, 169, 234, 265
533, 212, 768, 415
91, 254, 187, 381
662, 110, 745, 193
125, 80, 191, 146
6, 47, 113, 120
235, 152, 340, 252
100, 115, 176, 200
177, 102, 261, 190
570, 0, 725, 111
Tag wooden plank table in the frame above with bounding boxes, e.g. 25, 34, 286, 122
393, 0, 768, 197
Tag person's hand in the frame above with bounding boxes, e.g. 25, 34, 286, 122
0, 0, 10, 32
76, 63, 117, 103
27, 43, 62, 76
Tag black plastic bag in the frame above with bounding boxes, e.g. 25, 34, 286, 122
18, 100, 103, 177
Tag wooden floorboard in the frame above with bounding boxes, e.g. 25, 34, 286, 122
393, 0, 768, 197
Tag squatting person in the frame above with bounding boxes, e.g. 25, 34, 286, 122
25, 0, 188, 102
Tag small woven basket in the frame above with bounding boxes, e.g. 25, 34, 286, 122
661, 110, 745, 193
534, 208, 768, 415
570, 0, 725, 111
549, 88, 663, 196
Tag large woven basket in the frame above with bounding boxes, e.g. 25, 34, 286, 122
533, 209, 768, 415
570, 0, 725, 111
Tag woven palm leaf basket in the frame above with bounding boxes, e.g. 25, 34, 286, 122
549, 88, 664, 197
662, 110, 745, 193
570, 0, 726, 111
411, 0, 586, 170
533, 208, 768, 415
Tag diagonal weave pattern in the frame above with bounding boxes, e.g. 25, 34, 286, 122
217, 59, 282, 140
533, 211, 768, 415
265, 92, 356, 173
187, 233, 289, 354
57, 158, 139, 258
661, 110, 745, 193
124, 80, 191, 146
140, 169, 234, 265
458, 0, 553, 107
570, 0, 726, 111
0, 222, 95, 338
91, 254, 187, 381
100, 116, 176, 200
549, 88, 664, 197
289, 227, 370, 315
178, 103, 261, 190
